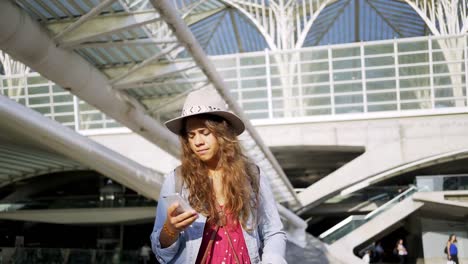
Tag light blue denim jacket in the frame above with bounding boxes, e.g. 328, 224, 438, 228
150, 168, 287, 264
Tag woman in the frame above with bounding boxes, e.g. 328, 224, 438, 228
447, 234, 459, 264
150, 88, 287, 264
396, 239, 407, 264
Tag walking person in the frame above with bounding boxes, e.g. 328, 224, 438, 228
139, 243, 151, 264
446, 234, 459, 264
150, 88, 287, 264
396, 239, 407, 264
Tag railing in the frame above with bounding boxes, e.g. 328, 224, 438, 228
0, 194, 155, 212
1, 34, 467, 133
319, 185, 418, 244
0, 247, 140, 264
416, 174, 468, 192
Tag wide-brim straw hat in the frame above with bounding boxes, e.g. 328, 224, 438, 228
164, 87, 245, 135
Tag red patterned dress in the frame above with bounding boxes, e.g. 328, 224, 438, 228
196, 206, 251, 264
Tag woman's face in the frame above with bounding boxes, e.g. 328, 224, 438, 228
186, 117, 220, 167
451, 235, 457, 242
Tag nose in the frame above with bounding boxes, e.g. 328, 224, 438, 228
193, 133, 205, 146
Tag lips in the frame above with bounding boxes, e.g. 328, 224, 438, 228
197, 149, 209, 155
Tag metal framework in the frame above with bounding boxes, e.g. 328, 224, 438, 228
1, 0, 301, 210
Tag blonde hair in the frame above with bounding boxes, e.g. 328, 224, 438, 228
179, 115, 259, 229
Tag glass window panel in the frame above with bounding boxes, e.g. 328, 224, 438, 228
367, 92, 397, 102
368, 104, 397, 112
366, 68, 395, 79
302, 73, 329, 83
225, 81, 238, 90
28, 76, 48, 85
400, 90, 431, 100
270, 77, 282, 87
213, 58, 236, 68
241, 79, 267, 89
300, 50, 328, 60
54, 115, 75, 123
242, 89, 267, 99
54, 94, 73, 103
219, 69, 237, 79
241, 56, 265, 66
434, 76, 457, 86
398, 41, 428, 52
303, 85, 330, 95
28, 85, 50, 95
242, 101, 268, 111
303, 97, 331, 107
54, 105, 74, 113
79, 103, 97, 111
335, 83, 362, 93
272, 88, 283, 98
333, 47, 360, 58
81, 113, 104, 122
301, 61, 329, 72
272, 99, 283, 109
31, 106, 51, 115
333, 71, 361, 82
365, 44, 394, 55
106, 122, 123, 128
401, 102, 431, 110
53, 85, 66, 93
399, 78, 430, 88
3, 87, 25, 96
240, 67, 266, 77
246, 112, 268, 119
434, 87, 454, 98
398, 54, 429, 64
29, 96, 50, 105
399, 65, 429, 76
272, 111, 284, 118
270, 66, 280, 75
333, 59, 361, 70
335, 106, 363, 114
335, 94, 363, 104
305, 108, 331, 116
433, 64, 451, 74
365, 56, 394, 67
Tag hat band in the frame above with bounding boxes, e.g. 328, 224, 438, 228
182, 105, 223, 117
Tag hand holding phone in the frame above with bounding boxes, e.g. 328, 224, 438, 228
162, 193, 194, 214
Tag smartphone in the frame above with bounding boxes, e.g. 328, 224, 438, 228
162, 193, 194, 214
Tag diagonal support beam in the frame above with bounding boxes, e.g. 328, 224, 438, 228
46, 11, 163, 48
54, 0, 117, 42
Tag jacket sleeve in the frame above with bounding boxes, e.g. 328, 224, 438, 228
150, 170, 184, 264
257, 169, 288, 264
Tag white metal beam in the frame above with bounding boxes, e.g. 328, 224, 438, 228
150, 0, 301, 208
46, 11, 163, 48
0, 95, 165, 200
69, 38, 178, 49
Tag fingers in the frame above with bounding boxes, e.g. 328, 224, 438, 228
166, 202, 198, 232
174, 212, 198, 229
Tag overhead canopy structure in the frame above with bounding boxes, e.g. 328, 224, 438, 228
0, 0, 300, 209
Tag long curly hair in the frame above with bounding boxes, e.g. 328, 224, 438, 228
179, 115, 259, 229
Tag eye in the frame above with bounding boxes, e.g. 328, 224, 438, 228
202, 129, 210, 136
